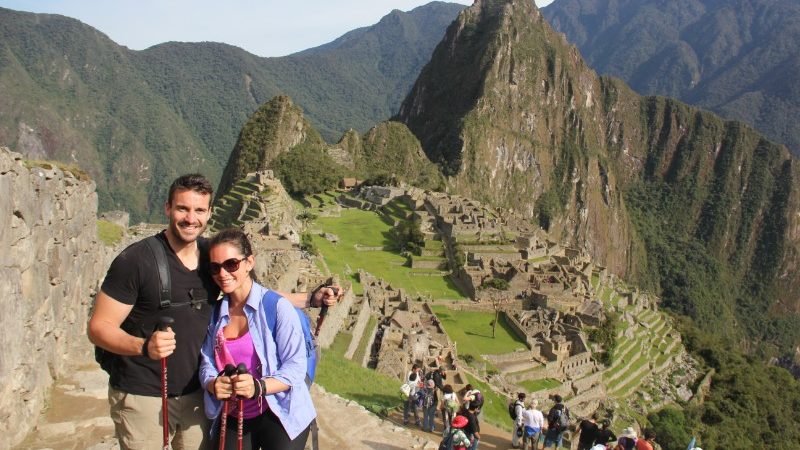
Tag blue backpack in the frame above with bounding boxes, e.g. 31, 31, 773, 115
261, 290, 318, 385
212, 290, 318, 385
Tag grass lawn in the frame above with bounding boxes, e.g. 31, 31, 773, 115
466, 374, 512, 432
311, 207, 465, 300
518, 378, 561, 393
352, 315, 378, 365
316, 332, 401, 415
430, 305, 527, 356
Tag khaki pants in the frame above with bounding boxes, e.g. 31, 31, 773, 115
109, 385, 210, 450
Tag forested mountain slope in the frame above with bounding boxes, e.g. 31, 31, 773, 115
542, 0, 800, 156
0, 3, 464, 221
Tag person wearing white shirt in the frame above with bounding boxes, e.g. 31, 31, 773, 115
521, 399, 545, 450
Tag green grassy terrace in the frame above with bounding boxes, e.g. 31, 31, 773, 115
310, 205, 465, 300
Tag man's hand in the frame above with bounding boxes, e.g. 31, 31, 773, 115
146, 327, 176, 359
311, 284, 344, 307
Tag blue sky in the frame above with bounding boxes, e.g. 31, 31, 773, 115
0, 0, 554, 57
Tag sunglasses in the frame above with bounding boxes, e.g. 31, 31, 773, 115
209, 257, 247, 275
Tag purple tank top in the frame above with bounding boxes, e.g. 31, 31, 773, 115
225, 330, 267, 419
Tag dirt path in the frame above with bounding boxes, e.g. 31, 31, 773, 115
385, 408, 514, 450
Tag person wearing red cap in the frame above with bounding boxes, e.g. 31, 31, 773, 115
446, 415, 472, 450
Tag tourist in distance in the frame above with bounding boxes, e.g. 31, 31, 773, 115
593, 419, 616, 446
635, 429, 656, 450
422, 379, 439, 432
199, 227, 315, 449
462, 402, 481, 450
511, 392, 527, 448
88, 174, 340, 450
520, 398, 545, 450
575, 413, 600, 450
440, 384, 460, 436
615, 427, 637, 450
403, 363, 423, 426
446, 415, 473, 450
543, 394, 570, 450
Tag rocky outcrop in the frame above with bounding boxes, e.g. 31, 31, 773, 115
0, 147, 108, 449
397, 0, 800, 350
217, 95, 325, 199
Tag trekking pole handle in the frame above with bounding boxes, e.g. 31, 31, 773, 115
157, 316, 174, 331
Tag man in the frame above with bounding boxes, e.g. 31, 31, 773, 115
543, 394, 570, 450
575, 413, 600, 450
421, 379, 438, 432
635, 429, 656, 450
511, 392, 526, 448
594, 419, 616, 446
463, 402, 481, 450
89, 174, 339, 449
403, 364, 422, 426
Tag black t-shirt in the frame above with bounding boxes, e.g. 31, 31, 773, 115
101, 231, 219, 396
595, 428, 617, 445
578, 420, 599, 445
464, 410, 480, 436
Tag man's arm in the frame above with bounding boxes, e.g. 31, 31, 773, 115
88, 291, 175, 360
281, 285, 343, 309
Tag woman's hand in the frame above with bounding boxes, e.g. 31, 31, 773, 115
233, 372, 255, 399
212, 375, 233, 400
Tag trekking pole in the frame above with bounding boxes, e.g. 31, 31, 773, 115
158, 316, 175, 450
236, 363, 248, 450
218, 364, 236, 450
313, 286, 338, 337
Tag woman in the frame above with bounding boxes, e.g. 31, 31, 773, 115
521, 399, 545, 450
199, 228, 315, 450
440, 384, 459, 436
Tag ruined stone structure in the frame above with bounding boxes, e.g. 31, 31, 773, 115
0, 148, 109, 449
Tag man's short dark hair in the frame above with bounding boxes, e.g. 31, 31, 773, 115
167, 173, 213, 205
518, 392, 526, 400
552, 394, 562, 403
644, 429, 656, 440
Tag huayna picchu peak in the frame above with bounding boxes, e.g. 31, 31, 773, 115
398, 0, 800, 356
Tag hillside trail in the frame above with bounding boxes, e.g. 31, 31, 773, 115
18, 363, 511, 449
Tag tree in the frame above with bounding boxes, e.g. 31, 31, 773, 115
272, 143, 343, 196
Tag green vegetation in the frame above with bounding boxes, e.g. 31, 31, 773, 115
0, 4, 465, 220
389, 218, 425, 254
316, 332, 401, 416
272, 143, 343, 196
96, 220, 124, 246
587, 312, 619, 366
542, 0, 800, 156
465, 374, 512, 432
430, 305, 527, 355
24, 159, 91, 182
518, 378, 560, 393
643, 321, 800, 449
480, 277, 509, 290
310, 207, 464, 300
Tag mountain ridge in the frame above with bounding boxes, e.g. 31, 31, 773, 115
0, 3, 465, 221
397, 0, 800, 355
541, 0, 800, 156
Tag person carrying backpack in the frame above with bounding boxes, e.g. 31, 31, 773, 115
439, 415, 471, 450
440, 384, 460, 436
199, 228, 315, 449
421, 379, 439, 432
543, 395, 570, 450
404, 364, 423, 426
510, 392, 526, 448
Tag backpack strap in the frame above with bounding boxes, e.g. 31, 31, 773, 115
144, 235, 171, 309
261, 289, 283, 344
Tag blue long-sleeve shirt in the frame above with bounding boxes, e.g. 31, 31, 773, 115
199, 282, 316, 440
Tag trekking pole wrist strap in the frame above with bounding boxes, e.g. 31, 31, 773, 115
141, 336, 150, 359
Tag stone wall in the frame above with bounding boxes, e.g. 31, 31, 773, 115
344, 296, 372, 360
0, 148, 108, 449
